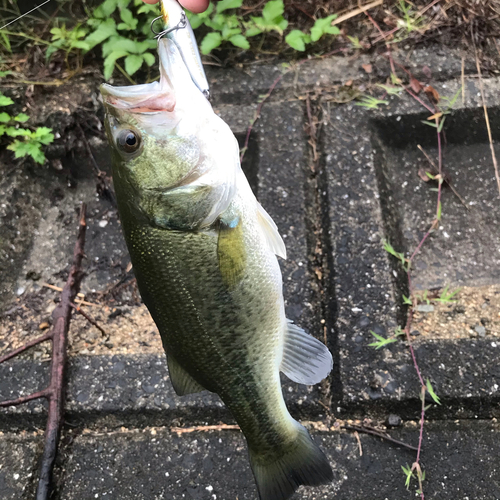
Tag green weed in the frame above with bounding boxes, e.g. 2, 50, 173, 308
0, 93, 54, 164
368, 326, 405, 349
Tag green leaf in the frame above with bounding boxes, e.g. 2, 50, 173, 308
221, 26, 242, 39
368, 330, 399, 349
262, 0, 285, 21
117, 7, 138, 30
14, 113, 29, 122
7, 140, 45, 164
0, 95, 14, 106
103, 50, 129, 80
0, 32, 11, 53
200, 32, 223, 54
0, 112, 10, 123
0, 70, 13, 78
93, 0, 119, 18
402, 294, 412, 305
71, 40, 91, 51
85, 19, 117, 50
124, 54, 143, 76
102, 35, 137, 57
245, 26, 262, 37
426, 379, 441, 405
5, 127, 31, 137
437, 115, 446, 133
229, 34, 250, 49
402, 464, 414, 489
216, 0, 243, 13
137, 3, 158, 14
310, 14, 340, 42
285, 30, 308, 51
142, 52, 155, 67
32, 127, 54, 145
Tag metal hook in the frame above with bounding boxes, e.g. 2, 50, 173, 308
150, 11, 188, 40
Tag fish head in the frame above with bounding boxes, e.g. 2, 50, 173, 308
101, 37, 213, 195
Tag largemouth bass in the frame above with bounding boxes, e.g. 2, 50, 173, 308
100, 6, 333, 498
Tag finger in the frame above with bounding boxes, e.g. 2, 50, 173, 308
178, 0, 210, 13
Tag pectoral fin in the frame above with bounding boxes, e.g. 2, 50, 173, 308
280, 320, 333, 385
217, 215, 246, 288
257, 204, 286, 259
167, 352, 206, 396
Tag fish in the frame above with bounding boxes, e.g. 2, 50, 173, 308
100, 3, 334, 498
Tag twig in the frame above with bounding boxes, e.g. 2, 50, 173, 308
0, 205, 88, 500
354, 430, 363, 456
42, 283, 98, 307
76, 123, 102, 176
331, 0, 383, 26
472, 28, 500, 197
0, 333, 52, 364
417, 144, 469, 209
343, 424, 418, 451
70, 303, 108, 338
171, 424, 240, 434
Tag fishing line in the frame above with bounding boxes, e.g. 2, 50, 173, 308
0, 0, 51, 30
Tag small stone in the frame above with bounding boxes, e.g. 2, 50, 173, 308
39, 322, 50, 330
454, 305, 466, 314
410, 330, 420, 336
26, 270, 41, 281
98, 219, 108, 228
481, 318, 489, 325
416, 304, 434, 313
386, 414, 402, 427
16, 286, 25, 296
474, 325, 486, 337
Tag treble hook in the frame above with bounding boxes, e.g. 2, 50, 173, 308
150, 11, 188, 40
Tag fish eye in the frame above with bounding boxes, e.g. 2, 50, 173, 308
117, 129, 141, 154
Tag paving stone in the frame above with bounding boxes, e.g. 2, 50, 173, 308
323, 76, 500, 416
0, 355, 324, 430
58, 420, 500, 500
0, 432, 39, 499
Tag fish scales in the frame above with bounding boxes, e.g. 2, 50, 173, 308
117, 177, 291, 453
101, 14, 334, 498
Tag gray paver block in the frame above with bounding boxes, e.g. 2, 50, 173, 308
0, 355, 323, 430
0, 432, 39, 500
324, 77, 500, 414
59, 420, 500, 500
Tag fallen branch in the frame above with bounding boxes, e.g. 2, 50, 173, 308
472, 28, 500, 198
0, 205, 87, 500
331, 0, 383, 26
343, 424, 418, 452
170, 424, 240, 435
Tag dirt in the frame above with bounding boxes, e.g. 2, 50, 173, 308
0, 286, 163, 361
413, 284, 500, 340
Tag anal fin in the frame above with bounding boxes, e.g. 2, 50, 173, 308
167, 352, 206, 396
280, 320, 333, 385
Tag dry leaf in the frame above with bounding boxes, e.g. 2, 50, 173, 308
362, 63, 373, 74
427, 112, 443, 121
422, 65, 432, 79
410, 77, 423, 94
424, 85, 440, 103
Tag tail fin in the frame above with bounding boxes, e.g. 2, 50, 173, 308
249, 423, 333, 500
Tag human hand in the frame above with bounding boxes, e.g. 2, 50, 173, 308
141, 0, 212, 14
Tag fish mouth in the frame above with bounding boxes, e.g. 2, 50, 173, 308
100, 39, 178, 114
